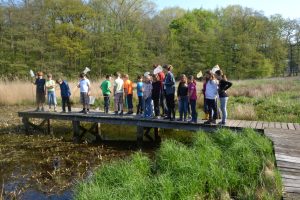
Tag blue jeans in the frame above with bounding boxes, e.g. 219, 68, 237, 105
220, 97, 228, 123
47, 91, 57, 106
179, 96, 188, 120
190, 99, 197, 122
143, 97, 153, 118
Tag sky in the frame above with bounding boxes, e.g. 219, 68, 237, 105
154, 0, 299, 19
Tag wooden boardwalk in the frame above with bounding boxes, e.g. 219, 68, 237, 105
18, 109, 300, 199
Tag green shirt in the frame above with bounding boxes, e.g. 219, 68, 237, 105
101, 80, 111, 95
46, 80, 55, 92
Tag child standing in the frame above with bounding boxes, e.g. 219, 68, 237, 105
100, 75, 112, 114
143, 74, 153, 118
56, 78, 71, 112
177, 74, 188, 121
46, 74, 57, 112
123, 74, 134, 114
188, 75, 197, 123
34, 72, 46, 111
136, 75, 144, 115
77, 73, 91, 114
152, 74, 161, 118
204, 71, 219, 124
215, 70, 232, 125
163, 65, 176, 121
113, 72, 124, 115
202, 71, 210, 120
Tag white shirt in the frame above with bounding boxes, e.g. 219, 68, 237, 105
205, 80, 218, 99
114, 77, 124, 94
79, 78, 90, 93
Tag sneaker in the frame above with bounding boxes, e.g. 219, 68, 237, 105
35, 108, 40, 112
177, 118, 183, 122
126, 111, 133, 115
218, 121, 226, 125
204, 120, 211, 124
114, 111, 118, 115
119, 111, 123, 116
61, 111, 66, 113
41, 107, 45, 112
79, 110, 85, 113
211, 120, 217, 124
84, 110, 89, 114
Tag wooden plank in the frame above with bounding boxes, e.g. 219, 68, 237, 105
277, 161, 300, 170
256, 121, 263, 129
276, 154, 300, 164
282, 174, 300, 180
250, 121, 257, 129
288, 123, 296, 130
225, 120, 235, 127
236, 120, 246, 128
275, 153, 300, 164
282, 179, 300, 188
241, 120, 252, 128
294, 123, 300, 130
284, 186, 300, 193
275, 122, 282, 129
268, 121, 275, 128
281, 122, 289, 130
262, 122, 269, 129
231, 120, 241, 127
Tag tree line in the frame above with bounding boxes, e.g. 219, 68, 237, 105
0, 0, 299, 80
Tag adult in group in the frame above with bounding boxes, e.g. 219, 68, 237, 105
204, 71, 218, 124
215, 70, 232, 125
153, 64, 168, 117
34, 72, 46, 112
113, 72, 124, 115
77, 73, 91, 114
163, 64, 176, 121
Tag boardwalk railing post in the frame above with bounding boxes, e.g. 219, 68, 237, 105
95, 123, 102, 143
22, 117, 29, 134
47, 119, 51, 135
72, 120, 80, 143
154, 128, 161, 143
137, 126, 144, 147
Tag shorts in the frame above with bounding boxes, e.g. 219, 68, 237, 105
80, 92, 89, 105
36, 92, 45, 104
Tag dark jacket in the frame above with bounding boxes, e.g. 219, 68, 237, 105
218, 79, 232, 98
164, 71, 175, 95
60, 80, 71, 97
152, 81, 161, 100
177, 82, 188, 97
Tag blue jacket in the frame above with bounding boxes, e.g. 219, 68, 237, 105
60, 80, 71, 97
164, 71, 175, 95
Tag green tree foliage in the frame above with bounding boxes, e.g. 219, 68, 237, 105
0, 1, 297, 79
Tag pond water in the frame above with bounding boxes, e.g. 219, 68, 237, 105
0, 106, 160, 199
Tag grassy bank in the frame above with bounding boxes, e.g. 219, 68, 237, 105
1, 76, 300, 122
75, 129, 282, 200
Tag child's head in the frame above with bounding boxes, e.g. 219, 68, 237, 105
137, 75, 142, 82
115, 72, 121, 78
106, 74, 111, 80
37, 71, 43, 78
56, 78, 63, 84
79, 73, 86, 79
215, 70, 227, 80
188, 75, 194, 83
145, 75, 151, 82
152, 74, 158, 82
47, 73, 52, 80
123, 74, 129, 81
163, 64, 173, 72
207, 71, 215, 81
180, 74, 187, 83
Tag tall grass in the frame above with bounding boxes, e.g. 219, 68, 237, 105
75, 129, 282, 200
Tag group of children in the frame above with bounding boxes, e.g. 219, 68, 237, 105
34, 64, 232, 125
34, 72, 71, 113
